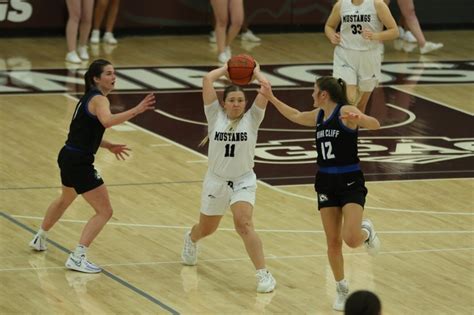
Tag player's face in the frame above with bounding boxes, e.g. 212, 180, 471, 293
312, 84, 327, 108
224, 91, 246, 119
312, 84, 321, 107
95, 65, 116, 92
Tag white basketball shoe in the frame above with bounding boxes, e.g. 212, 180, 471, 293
181, 231, 198, 266
420, 42, 444, 54
256, 269, 276, 293
333, 280, 349, 311
362, 218, 381, 256
29, 233, 47, 251
65, 253, 102, 273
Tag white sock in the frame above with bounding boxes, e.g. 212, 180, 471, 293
73, 244, 88, 257
336, 279, 348, 288
256, 268, 268, 274
37, 228, 47, 238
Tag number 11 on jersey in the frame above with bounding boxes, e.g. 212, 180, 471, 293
224, 144, 235, 157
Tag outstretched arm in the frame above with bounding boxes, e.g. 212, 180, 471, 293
258, 81, 318, 127
93, 93, 156, 128
340, 105, 380, 130
202, 65, 228, 106
252, 62, 269, 110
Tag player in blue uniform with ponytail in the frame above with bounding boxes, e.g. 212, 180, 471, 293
259, 76, 381, 311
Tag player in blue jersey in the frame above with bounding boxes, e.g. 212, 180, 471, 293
29, 59, 155, 273
259, 76, 381, 311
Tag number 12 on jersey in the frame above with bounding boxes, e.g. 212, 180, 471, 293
320, 141, 335, 160
224, 144, 235, 157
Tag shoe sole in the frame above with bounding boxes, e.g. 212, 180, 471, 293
65, 263, 102, 273
29, 238, 47, 251
181, 257, 197, 266
29, 245, 47, 251
257, 281, 276, 293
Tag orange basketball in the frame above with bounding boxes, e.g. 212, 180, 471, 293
227, 54, 256, 86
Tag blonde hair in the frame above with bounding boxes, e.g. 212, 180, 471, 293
198, 85, 246, 147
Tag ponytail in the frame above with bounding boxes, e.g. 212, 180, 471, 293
316, 76, 350, 105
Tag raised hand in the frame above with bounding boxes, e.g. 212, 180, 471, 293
135, 93, 156, 114
253, 62, 268, 85
107, 143, 131, 160
258, 81, 274, 100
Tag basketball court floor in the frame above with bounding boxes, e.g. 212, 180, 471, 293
0, 30, 473, 314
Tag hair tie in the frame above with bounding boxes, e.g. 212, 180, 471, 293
337, 78, 343, 85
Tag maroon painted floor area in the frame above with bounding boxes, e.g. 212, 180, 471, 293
112, 86, 473, 185
2, 61, 473, 185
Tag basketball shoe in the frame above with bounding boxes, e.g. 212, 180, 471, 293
65, 51, 82, 64
420, 42, 443, 54
90, 29, 100, 44
103, 32, 118, 45
403, 30, 417, 43
240, 29, 261, 42
256, 269, 276, 293
65, 253, 102, 273
333, 280, 349, 311
218, 51, 230, 64
77, 46, 89, 61
181, 231, 198, 266
362, 218, 381, 256
209, 30, 216, 43
29, 233, 47, 251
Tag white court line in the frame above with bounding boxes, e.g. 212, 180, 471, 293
10, 215, 474, 233
186, 160, 207, 163
127, 118, 474, 216
2, 247, 472, 272
278, 177, 474, 186
62, 94, 474, 217
262, 182, 474, 216
389, 85, 474, 115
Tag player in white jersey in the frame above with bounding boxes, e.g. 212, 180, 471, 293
181, 63, 276, 293
325, 0, 398, 112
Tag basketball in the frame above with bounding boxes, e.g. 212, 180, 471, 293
227, 54, 256, 86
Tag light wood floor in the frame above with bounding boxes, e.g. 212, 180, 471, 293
0, 31, 473, 314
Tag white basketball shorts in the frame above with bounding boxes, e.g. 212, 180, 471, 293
333, 45, 382, 92
200, 171, 257, 216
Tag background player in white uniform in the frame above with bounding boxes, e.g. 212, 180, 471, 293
181, 63, 276, 293
325, 0, 398, 113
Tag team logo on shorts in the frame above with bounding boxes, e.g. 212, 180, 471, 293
94, 171, 102, 180
318, 194, 328, 202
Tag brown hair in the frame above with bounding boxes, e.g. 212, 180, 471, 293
316, 76, 350, 105
84, 59, 112, 93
